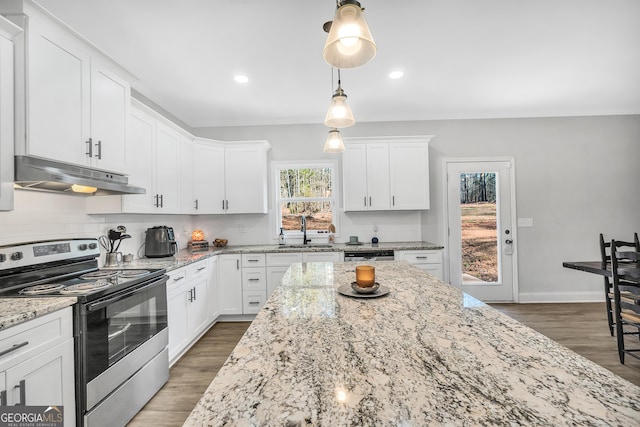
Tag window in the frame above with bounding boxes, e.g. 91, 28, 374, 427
273, 161, 338, 237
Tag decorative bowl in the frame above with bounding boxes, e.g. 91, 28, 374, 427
350, 282, 380, 294
213, 238, 228, 247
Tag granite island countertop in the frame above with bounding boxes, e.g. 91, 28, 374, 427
184, 261, 640, 426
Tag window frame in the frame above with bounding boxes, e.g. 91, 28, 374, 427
271, 160, 340, 239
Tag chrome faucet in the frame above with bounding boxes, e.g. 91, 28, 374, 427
301, 215, 309, 245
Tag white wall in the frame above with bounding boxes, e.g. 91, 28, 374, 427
0, 191, 195, 267
197, 114, 640, 302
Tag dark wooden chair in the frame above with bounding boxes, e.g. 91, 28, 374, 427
611, 239, 640, 363
599, 233, 639, 336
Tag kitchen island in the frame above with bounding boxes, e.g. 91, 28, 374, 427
184, 261, 640, 426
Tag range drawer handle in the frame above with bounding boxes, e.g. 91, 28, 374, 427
0, 341, 29, 358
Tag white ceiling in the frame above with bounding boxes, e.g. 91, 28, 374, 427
35, 0, 640, 128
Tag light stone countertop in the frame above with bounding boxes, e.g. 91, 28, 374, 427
122, 241, 443, 272
184, 261, 640, 426
0, 297, 77, 331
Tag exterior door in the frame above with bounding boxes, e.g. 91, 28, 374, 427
446, 160, 517, 302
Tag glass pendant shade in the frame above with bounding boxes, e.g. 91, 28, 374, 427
323, 1, 376, 69
323, 128, 346, 153
324, 84, 355, 128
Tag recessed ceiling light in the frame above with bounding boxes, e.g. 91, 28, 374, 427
389, 70, 404, 79
234, 75, 249, 83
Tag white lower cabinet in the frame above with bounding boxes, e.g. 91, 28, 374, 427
0, 308, 75, 427
266, 253, 302, 297
218, 254, 243, 315
242, 254, 266, 314
166, 260, 209, 364
208, 256, 220, 322
395, 250, 443, 280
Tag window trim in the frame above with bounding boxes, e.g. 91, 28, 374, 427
271, 160, 340, 238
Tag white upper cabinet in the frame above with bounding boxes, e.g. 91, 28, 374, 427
154, 122, 181, 213
223, 142, 270, 214
343, 136, 432, 211
0, 17, 20, 212
4, 2, 133, 173
180, 137, 196, 214
191, 140, 225, 214
389, 142, 431, 210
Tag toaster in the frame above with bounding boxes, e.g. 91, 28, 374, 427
145, 226, 177, 258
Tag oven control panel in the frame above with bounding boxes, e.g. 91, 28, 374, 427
0, 238, 100, 270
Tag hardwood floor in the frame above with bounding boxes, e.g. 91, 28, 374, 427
127, 322, 251, 427
129, 303, 640, 426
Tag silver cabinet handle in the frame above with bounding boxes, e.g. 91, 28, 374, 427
197, 267, 206, 272
393, 196, 395, 206
236, 259, 240, 270
248, 278, 260, 281
0, 341, 29, 358
86, 137, 93, 157
1, 390, 6, 406
416, 256, 428, 259
249, 301, 260, 305
225, 200, 229, 210
369, 196, 372, 206
15, 380, 25, 406
247, 259, 259, 262
173, 276, 185, 282
95, 140, 102, 159
364, 196, 367, 207
195, 199, 199, 210
160, 194, 164, 208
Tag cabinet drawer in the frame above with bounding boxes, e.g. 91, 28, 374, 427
243, 291, 266, 314
186, 261, 208, 279
0, 307, 72, 368
266, 252, 302, 267
167, 267, 187, 288
242, 268, 266, 291
242, 253, 266, 267
396, 250, 442, 264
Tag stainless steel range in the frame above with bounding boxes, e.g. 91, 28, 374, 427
0, 238, 169, 427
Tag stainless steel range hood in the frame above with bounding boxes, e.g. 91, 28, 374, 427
14, 156, 146, 196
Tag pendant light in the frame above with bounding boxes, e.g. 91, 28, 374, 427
324, 69, 355, 128
323, 0, 376, 69
323, 128, 346, 153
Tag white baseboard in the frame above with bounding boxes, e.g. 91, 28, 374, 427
518, 291, 604, 303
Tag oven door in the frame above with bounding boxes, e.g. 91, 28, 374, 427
79, 276, 168, 411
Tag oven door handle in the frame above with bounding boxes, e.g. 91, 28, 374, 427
86, 277, 167, 312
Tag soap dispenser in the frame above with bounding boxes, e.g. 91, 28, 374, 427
279, 228, 285, 245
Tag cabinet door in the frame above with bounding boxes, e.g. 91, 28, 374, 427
218, 255, 243, 315
180, 138, 196, 214
389, 142, 430, 210
5, 339, 75, 427
189, 278, 209, 338
122, 107, 156, 213
366, 143, 390, 210
0, 32, 14, 211
266, 266, 290, 297
155, 123, 181, 213
26, 17, 90, 166
194, 142, 225, 214
224, 145, 268, 214
167, 280, 189, 363
90, 61, 129, 173
343, 143, 368, 211
208, 257, 220, 321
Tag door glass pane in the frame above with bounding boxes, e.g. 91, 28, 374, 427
460, 173, 498, 284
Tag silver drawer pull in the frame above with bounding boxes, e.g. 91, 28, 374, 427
248, 278, 260, 281
196, 267, 206, 272
249, 301, 260, 305
0, 341, 29, 358
173, 276, 185, 282
247, 259, 259, 262
416, 256, 428, 259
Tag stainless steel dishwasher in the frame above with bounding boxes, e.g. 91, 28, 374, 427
343, 249, 395, 261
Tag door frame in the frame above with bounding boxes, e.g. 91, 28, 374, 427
443, 157, 519, 302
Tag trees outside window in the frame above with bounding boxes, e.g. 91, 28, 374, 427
274, 162, 338, 235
